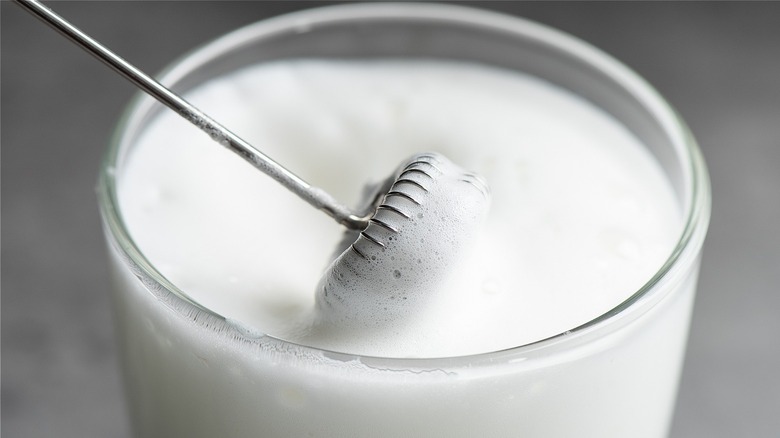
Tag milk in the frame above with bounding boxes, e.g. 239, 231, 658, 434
102, 7, 707, 437
118, 61, 680, 357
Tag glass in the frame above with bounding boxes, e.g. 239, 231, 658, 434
98, 4, 710, 437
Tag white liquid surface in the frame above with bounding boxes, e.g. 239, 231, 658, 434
119, 60, 681, 357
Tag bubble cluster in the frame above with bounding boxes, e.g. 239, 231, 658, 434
304, 153, 490, 354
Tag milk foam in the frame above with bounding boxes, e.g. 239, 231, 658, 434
306, 153, 490, 354
119, 60, 681, 357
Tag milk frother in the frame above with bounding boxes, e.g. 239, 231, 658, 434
15, 0, 489, 235
15, 0, 377, 229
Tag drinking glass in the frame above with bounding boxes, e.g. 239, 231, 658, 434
98, 4, 710, 437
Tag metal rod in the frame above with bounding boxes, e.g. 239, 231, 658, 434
15, 0, 369, 230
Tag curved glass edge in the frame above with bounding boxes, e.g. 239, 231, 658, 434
96, 2, 712, 366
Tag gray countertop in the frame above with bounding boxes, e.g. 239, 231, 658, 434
3, 2, 779, 437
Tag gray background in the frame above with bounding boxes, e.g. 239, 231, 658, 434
2, 2, 779, 437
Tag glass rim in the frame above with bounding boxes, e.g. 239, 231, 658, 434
97, 2, 711, 365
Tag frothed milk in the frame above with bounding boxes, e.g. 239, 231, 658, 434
119, 61, 679, 358
104, 10, 708, 435
310, 152, 492, 356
